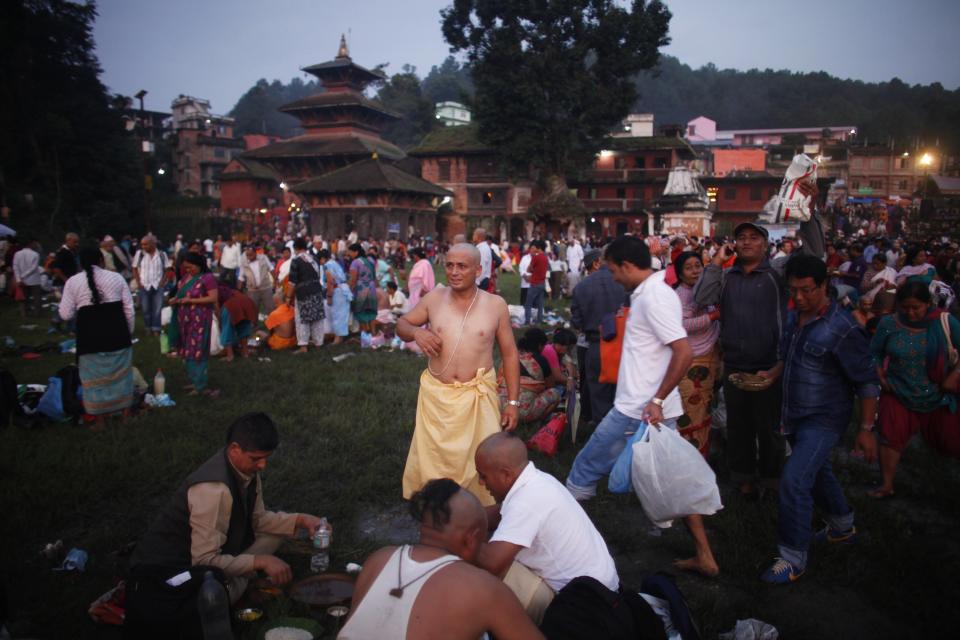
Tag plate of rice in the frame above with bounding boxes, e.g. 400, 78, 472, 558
261, 617, 322, 640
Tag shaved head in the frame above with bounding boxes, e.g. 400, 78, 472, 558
476, 432, 528, 473
448, 242, 481, 267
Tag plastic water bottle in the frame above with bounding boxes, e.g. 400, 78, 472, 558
197, 571, 232, 640
153, 369, 165, 396
310, 517, 331, 573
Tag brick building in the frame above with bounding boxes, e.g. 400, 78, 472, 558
170, 95, 244, 198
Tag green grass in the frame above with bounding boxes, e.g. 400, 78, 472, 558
1, 271, 958, 639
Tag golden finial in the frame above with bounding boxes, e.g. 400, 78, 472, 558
372, 151, 379, 160
337, 34, 350, 59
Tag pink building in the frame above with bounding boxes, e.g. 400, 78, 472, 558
686, 116, 857, 146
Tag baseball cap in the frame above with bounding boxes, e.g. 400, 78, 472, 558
733, 222, 769, 241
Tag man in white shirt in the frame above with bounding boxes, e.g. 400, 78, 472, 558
566, 239, 584, 294
518, 249, 532, 306
132, 234, 170, 335
475, 433, 619, 623
239, 245, 276, 315
473, 228, 493, 291
565, 235, 719, 577
13, 238, 43, 317
219, 236, 242, 287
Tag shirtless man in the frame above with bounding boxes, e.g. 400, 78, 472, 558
340, 479, 543, 640
397, 243, 520, 507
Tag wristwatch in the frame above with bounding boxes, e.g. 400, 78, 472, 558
507, 400, 520, 407
650, 397, 664, 407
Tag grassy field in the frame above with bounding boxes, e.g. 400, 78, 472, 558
1, 269, 958, 639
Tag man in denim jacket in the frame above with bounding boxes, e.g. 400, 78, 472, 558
758, 256, 879, 584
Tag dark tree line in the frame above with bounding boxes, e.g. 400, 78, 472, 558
0, 0, 145, 240
634, 56, 960, 151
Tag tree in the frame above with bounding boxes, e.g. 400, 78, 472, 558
229, 77, 321, 137
441, 0, 671, 218
421, 56, 474, 105
0, 0, 145, 239
376, 65, 437, 149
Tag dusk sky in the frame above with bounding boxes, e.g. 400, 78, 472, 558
93, 0, 960, 116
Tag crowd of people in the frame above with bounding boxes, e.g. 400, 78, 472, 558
3, 196, 959, 638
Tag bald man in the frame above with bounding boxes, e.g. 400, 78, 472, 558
397, 243, 520, 507
474, 433, 619, 624
340, 479, 543, 640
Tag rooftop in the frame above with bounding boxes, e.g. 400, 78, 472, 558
279, 92, 399, 120
408, 124, 494, 156
243, 133, 405, 162
217, 157, 279, 182
293, 157, 452, 197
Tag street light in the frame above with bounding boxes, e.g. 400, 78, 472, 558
919, 153, 935, 205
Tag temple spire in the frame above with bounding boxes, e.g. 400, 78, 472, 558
337, 34, 350, 59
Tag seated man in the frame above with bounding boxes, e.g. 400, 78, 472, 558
125, 413, 326, 639
341, 479, 543, 640
474, 433, 619, 624
263, 292, 296, 351
387, 281, 408, 321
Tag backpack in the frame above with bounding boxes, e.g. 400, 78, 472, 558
38, 366, 83, 422
540, 576, 666, 640
56, 365, 84, 419
640, 572, 702, 640
0, 368, 18, 427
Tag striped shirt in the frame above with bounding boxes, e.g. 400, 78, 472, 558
133, 249, 168, 290
59, 267, 135, 334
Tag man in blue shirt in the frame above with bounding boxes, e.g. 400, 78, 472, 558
757, 256, 880, 584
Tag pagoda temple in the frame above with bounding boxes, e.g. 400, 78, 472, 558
240, 35, 405, 181
220, 36, 446, 239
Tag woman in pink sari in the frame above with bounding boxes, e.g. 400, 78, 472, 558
406, 247, 435, 308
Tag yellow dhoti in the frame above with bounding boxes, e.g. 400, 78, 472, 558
402, 367, 500, 506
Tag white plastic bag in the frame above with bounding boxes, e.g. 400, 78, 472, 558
759, 153, 818, 223
160, 306, 172, 327
209, 318, 223, 356
631, 423, 723, 528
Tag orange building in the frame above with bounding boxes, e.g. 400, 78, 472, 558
712, 148, 766, 176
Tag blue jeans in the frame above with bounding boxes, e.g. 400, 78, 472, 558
566, 407, 677, 500
777, 423, 854, 570
139, 287, 165, 332
524, 283, 546, 324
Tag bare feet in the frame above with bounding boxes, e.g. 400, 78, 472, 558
867, 487, 895, 499
294, 347, 308, 355
673, 556, 720, 578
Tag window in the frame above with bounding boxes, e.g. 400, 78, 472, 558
724, 187, 737, 200
869, 158, 885, 170
588, 187, 598, 200
688, 124, 696, 136
438, 159, 451, 181
869, 180, 883, 190
467, 156, 500, 181
635, 157, 645, 169
851, 157, 863, 169
750, 186, 762, 201
468, 188, 505, 208
897, 157, 910, 169
614, 156, 628, 170
898, 180, 909, 191
851, 180, 860, 190
616, 187, 626, 199
654, 157, 668, 169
